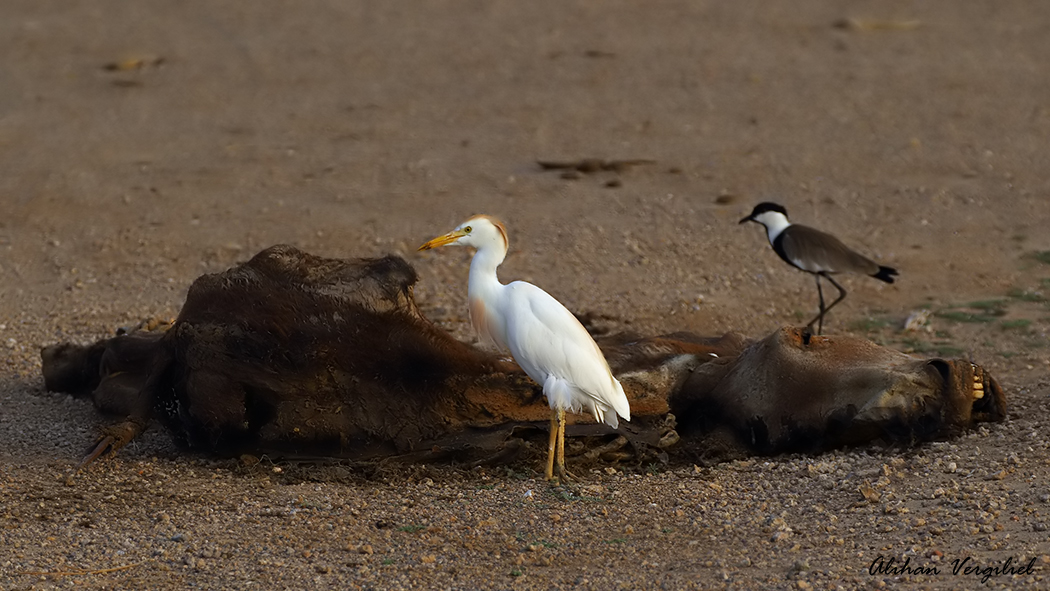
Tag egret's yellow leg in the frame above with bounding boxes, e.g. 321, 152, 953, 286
555, 408, 566, 481
545, 412, 557, 481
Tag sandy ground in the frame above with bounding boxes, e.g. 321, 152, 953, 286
2, 1, 1050, 589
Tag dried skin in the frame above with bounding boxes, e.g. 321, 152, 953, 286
672, 327, 1007, 461
40, 246, 1006, 468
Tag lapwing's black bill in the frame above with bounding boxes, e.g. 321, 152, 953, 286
740, 201, 898, 334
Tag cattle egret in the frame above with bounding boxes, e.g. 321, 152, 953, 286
419, 215, 630, 482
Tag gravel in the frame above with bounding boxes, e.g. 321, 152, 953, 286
2, 0, 1049, 588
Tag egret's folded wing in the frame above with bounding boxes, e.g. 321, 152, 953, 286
502, 282, 630, 421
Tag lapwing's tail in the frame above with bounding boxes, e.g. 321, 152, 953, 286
872, 265, 898, 284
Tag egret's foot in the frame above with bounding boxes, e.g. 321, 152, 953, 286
548, 475, 579, 486
549, 464, 579, 485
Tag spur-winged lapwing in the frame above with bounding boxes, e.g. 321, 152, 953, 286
739, 202, 898, 334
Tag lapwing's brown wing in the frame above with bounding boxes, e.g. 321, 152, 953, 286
780, 224, 880, 275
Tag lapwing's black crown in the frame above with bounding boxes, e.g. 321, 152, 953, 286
748, 202, 788, 217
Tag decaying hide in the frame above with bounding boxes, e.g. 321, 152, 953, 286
40, 245, 1006, 469
670, 327, 1006, 462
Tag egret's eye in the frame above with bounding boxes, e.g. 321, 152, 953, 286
464, 226, 472, 233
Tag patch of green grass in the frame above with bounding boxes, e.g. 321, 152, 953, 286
476, 484, 495, 490
503, 467, 529, 480
646, 463, 662, 475
604, 538, 627, 544
549, 489, 575, 502
1032, 251, 1050, 265
397, 525, 426, 533
532, 539, 557, 548
849, 317, 892, 332
1024, 336, 1049, 349
965, 299, 1008, 310
510, 568, 524, 577
1007, 289, 1046, 302
661, 527, 675, 534
898, 338, 936, 352
1001, 319, 1032, 330
898, 338, 964, 357
547, 488, 602, 503
382, 558, 396, 565
1040, 278, 1050, 287
935, 310, 1000, 323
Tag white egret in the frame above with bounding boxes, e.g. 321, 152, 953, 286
419, 215, 630, 482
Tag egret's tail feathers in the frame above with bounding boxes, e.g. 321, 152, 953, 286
545, 375, 631, 429
584, 391, 629, 430
593, 405, 615, 429
608, 378, 631, 424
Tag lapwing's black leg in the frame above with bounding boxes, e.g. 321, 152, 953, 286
805, 274, 827, 334
818, 273, 848, 333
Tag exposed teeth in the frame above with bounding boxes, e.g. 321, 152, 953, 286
971, 364, 985, 400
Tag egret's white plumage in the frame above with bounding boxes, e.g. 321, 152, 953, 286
419, 215, 630, 480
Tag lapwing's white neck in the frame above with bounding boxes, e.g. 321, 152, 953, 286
752, 211, 791, 244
